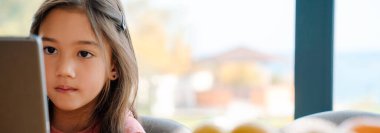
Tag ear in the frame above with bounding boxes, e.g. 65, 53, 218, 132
108, 63, 118, 80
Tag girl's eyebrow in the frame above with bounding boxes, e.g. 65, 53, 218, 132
41, 36, 57, 43
77, 40, 100, 47
41, 36, 99, 47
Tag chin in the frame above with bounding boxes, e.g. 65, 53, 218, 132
52, 101, 83, 111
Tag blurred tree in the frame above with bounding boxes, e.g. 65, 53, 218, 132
125, 0, 191, 75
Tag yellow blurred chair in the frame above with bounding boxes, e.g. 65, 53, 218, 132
193, 124, 222, 133
231, 123, 268, 133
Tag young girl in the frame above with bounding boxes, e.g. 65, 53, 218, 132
30, 0, 145, 132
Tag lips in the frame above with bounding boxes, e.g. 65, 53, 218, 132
55, 85, 78, 93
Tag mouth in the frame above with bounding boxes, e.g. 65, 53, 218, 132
55, 85, 78, 93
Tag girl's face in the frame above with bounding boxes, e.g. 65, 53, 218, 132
39, 8, 113, 111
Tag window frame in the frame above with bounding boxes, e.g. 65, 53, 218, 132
294, 0, 334, 118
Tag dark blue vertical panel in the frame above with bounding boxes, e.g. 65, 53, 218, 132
295, 0, 334, 118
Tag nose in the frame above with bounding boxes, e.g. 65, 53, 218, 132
56, 56, 76, 79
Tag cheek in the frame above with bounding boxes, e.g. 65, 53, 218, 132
78, 61, 108, 91
43, 57, 58, 100
83, 74, 106, 99
43, 57, 55, 86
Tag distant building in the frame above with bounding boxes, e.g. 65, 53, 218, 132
189, 47, 293, 116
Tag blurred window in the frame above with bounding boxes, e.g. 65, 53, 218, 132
125, 0, 295, 130
334, 0, 380, 113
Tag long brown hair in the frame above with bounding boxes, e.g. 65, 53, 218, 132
30, 0, 139, 132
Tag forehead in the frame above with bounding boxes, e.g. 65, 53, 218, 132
39, 8, 97, 44
38, 7, 113, 59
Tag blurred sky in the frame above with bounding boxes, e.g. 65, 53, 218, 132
335, 0, 380, 54
138, 0, 295, 58
126, 0, 380, 58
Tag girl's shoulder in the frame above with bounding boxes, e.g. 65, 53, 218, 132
125, 111, 146, 133
50, 111, 145, 133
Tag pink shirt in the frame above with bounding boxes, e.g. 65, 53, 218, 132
51, 113, 145, 133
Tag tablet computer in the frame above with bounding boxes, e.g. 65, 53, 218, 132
0, 36, 50, 133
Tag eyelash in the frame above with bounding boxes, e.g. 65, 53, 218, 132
43, 46, 94, 58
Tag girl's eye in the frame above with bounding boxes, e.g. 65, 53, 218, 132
43, 46, 57, 55
78, 51, 93, 58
